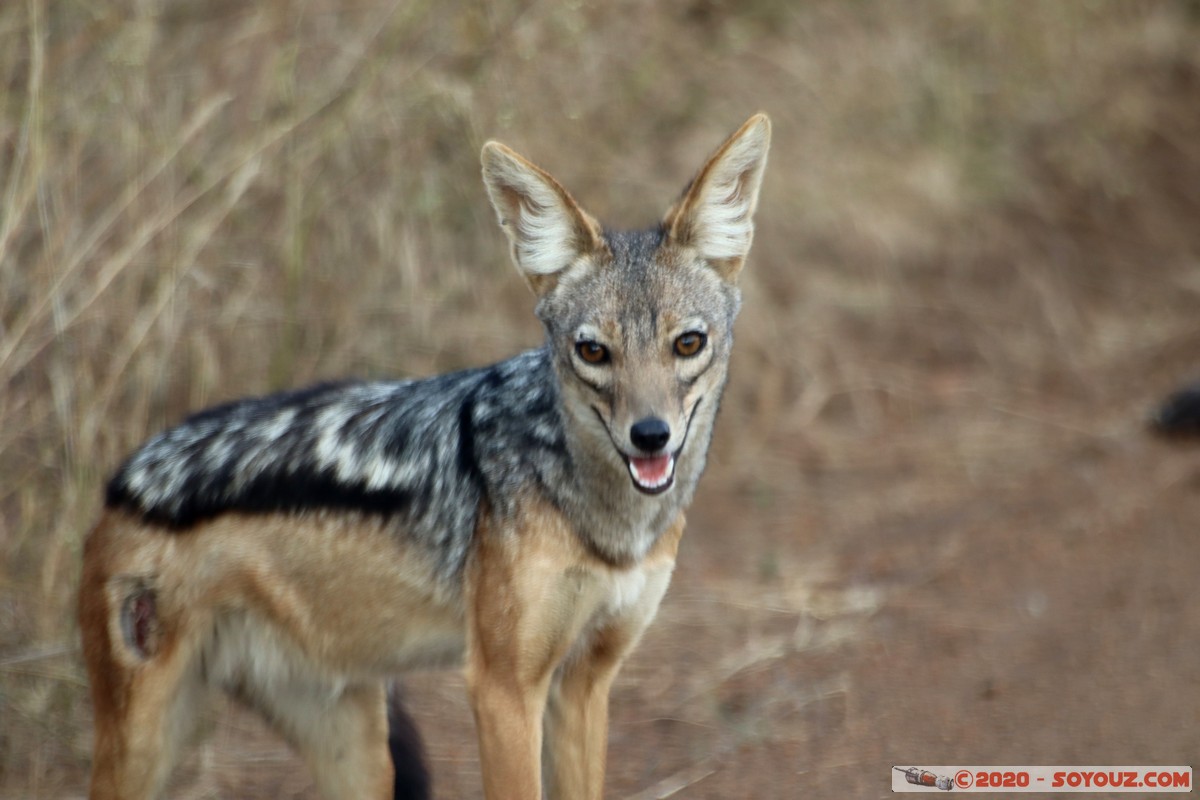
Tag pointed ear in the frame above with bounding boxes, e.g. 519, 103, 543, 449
663, 113, 771, 281
481, 141, 605, 296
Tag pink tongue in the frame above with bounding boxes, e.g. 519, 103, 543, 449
630, 454, 672, 484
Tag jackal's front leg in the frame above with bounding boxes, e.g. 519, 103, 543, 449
541, 626, 628, 800
464, 510, 587, 800
542, 561, 677, 800
467, 666, 550, 800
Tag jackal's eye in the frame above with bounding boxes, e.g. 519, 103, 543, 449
576, 340, 610, 365
674, 331, 707, 358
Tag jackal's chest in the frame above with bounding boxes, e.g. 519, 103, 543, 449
600, 568, 651, 615
547, 554, 677, 673
587, 513, 685, 617
563, 517, 685, 642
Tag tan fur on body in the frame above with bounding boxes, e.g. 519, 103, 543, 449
81, 501, 680, 799
80, 114, 769, 799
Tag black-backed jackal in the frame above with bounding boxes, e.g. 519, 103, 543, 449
79, 114, 771, 799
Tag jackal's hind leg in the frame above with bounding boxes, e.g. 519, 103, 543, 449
230, 678, 394, 800
80, 576, 208, 800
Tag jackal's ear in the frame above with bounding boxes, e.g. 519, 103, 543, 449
481, 141, 605, 296
664, 113, 771, 281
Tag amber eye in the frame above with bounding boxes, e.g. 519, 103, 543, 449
674, 331, 707, 358
576, 340, 610, 365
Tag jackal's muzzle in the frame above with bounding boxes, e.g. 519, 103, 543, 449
627, 416, 675, 494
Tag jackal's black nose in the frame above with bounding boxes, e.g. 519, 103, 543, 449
630, 417, 671, 452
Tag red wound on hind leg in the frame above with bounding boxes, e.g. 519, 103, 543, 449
120, 588, 159, 658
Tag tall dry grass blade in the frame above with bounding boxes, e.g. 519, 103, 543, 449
0, 93, 232, 380
82, 157, 264, 442
0, 0, 404, 385
0, 0, 44, 272
625, 763, 717, 800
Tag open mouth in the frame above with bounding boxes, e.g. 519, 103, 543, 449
626, 452, 676, 495
591, 398, 704, 497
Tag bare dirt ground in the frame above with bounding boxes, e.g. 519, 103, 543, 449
2, 2, 1199, 798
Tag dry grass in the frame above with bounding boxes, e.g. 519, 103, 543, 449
3, 0, 1200, 796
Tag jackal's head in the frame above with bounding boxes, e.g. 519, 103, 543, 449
482, 115, 770, 496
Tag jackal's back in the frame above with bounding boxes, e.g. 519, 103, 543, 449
106, 348, 566, 578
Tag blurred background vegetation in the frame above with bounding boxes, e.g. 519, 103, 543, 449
2, 1, 1199, 796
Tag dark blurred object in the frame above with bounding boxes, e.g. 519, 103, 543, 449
388, 684, 432, 800
1151, 381, 1200, 437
